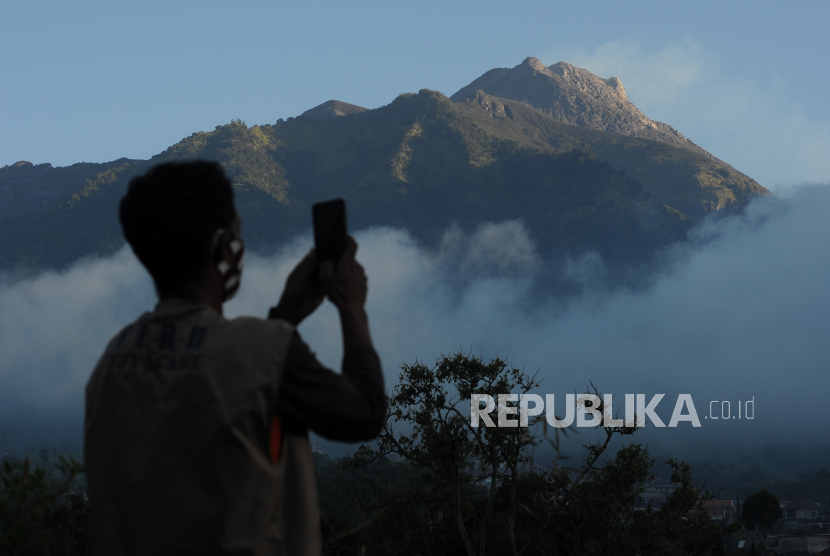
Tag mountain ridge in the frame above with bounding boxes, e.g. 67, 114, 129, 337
0, 60, 769, 273
453, 90, 766, 219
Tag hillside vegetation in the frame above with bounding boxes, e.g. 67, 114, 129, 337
0, 88, 768, 271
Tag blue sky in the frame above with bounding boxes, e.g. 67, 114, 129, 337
2, 1, 829, 188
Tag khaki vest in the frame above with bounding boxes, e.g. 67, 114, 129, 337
84, 299, 321, 556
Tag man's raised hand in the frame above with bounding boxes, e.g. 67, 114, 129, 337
269, 249, 325, 326
320, 236, 367, 312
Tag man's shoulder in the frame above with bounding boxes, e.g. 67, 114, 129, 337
85, 306, 297, 413
92, 311, 150, 368
151, 297, 295, 337
215, 314, 295, 352
226, 314, 294, 333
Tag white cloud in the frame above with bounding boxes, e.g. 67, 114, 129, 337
0, 249, 155, 411
437, 220, 540, 276
545, 39, 830, 189
1, 191, 829, 460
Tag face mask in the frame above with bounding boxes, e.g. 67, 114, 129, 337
212, 229, 245, 302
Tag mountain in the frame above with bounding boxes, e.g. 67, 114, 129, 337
452, 57, 711, 158
0, 59, 769, 273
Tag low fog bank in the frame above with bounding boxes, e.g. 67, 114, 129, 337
1, 186, 828, 472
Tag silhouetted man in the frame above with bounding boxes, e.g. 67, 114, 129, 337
84, 160, 385, 555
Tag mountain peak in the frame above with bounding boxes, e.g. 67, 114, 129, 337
603, 76, 627, 100
548, 61, 574, 76
299, 100, 369, 120
545, 61, 629, 101
521, 56, 551, 75
451, 58, 704, 155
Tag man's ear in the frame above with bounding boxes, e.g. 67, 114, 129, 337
210, 228, 232, 266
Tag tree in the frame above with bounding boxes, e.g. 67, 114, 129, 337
352, 352, 547, 556
335, 352, 736, 556
742, 489, 781, 537
0, 454, 87, 555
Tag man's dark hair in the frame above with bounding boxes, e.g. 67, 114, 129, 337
119, 160, 235, 292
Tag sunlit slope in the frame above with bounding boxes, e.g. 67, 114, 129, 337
455, 91, 768, 220
0, 90, 766, 270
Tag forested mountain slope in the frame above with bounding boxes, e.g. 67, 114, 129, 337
0, 82, 768, 271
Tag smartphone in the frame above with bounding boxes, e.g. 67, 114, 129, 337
312, 199, 347, 263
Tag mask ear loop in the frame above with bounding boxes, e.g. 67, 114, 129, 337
210, 228, 245, 301
229, 238, 243, 271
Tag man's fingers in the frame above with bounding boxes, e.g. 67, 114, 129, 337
319, 260, 335, 289
342, 236, 358, 263
318, 237, 367, 309
334, 237, 358, 279
296, 249, 317, 274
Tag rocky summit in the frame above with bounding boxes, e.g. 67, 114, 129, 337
452, 57, 709, 157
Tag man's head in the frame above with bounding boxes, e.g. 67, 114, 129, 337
120, 160, 240, 297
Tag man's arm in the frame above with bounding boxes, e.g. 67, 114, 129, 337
276, 332, 385, 442
269, 236, 386, 441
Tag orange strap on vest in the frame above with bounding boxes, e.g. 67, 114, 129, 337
269, 415, 282, 463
